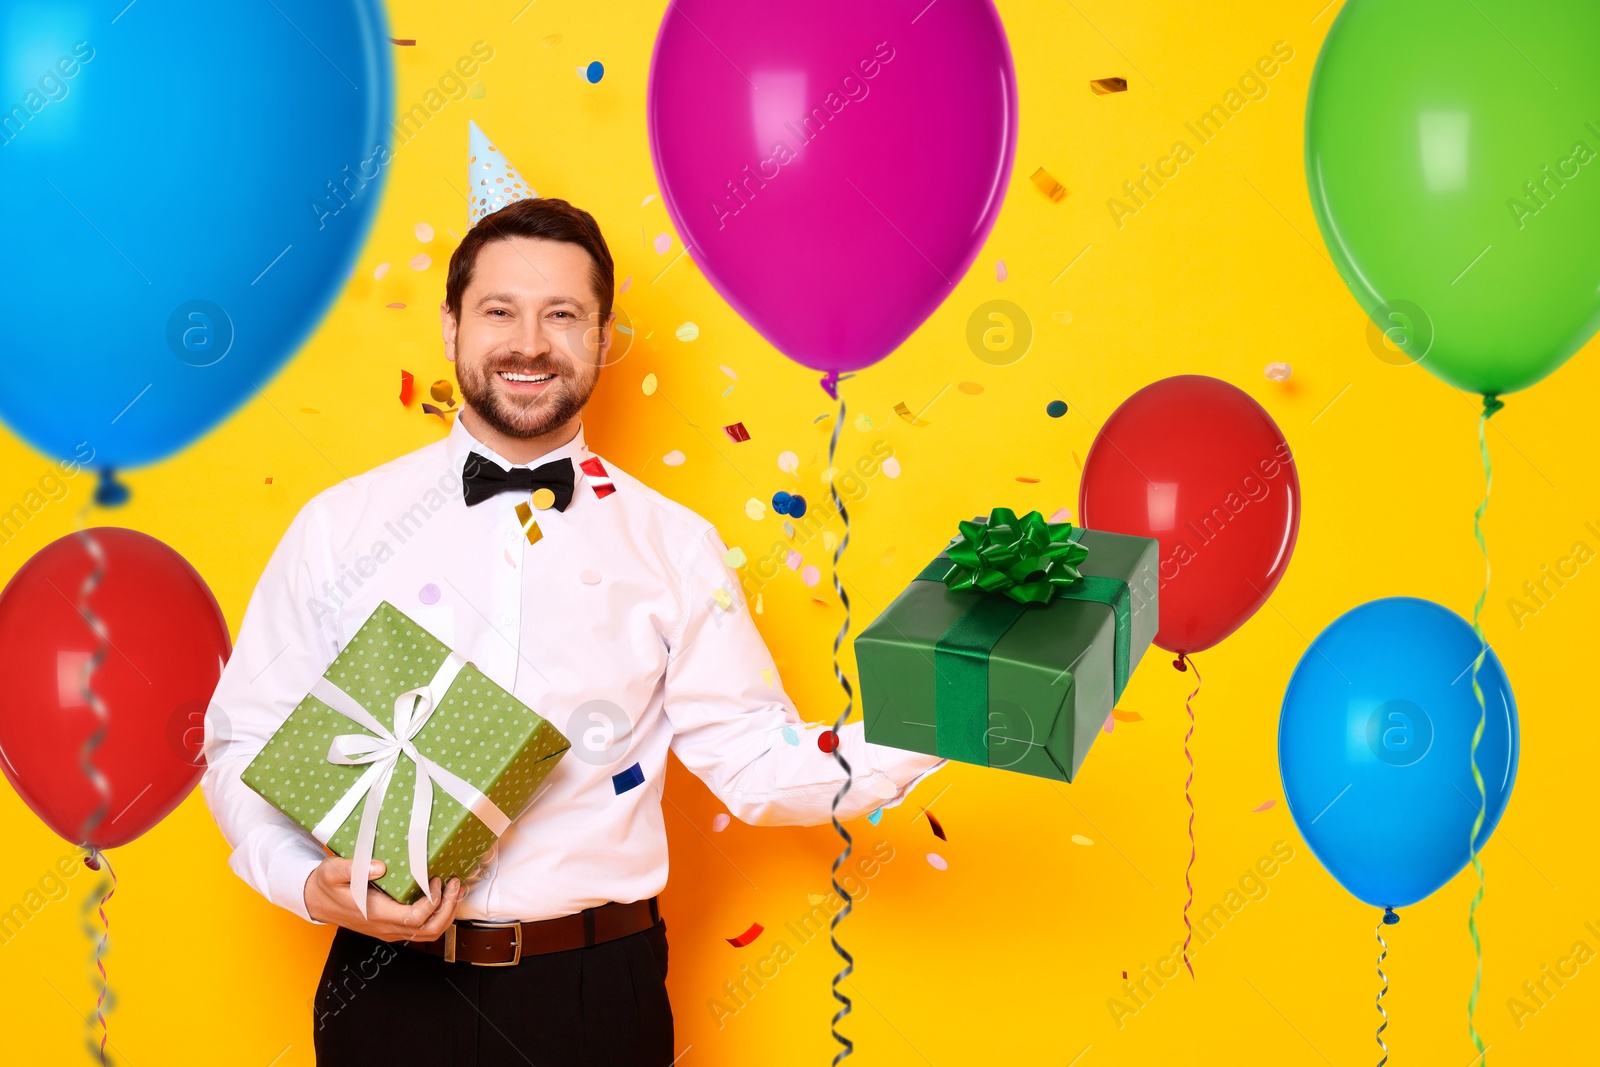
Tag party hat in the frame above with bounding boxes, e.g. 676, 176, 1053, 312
468, 120, 537, 226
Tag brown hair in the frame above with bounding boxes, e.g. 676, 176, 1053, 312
444, 197, 615, 323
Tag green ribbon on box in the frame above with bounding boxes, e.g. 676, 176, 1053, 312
914, 508, 1133, 766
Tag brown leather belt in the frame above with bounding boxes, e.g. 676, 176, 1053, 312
404, 898, 660, 966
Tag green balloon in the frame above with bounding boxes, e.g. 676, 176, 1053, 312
1306, 0, 1600, 396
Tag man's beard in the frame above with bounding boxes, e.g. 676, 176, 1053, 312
457, 356, 598, 440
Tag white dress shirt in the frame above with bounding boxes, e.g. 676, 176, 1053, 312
201, 414, 943, 923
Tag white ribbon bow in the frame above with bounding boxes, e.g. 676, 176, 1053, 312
308, 653, 512, 917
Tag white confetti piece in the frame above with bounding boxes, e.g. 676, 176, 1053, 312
782, 521, 795, 538
1264, 361, 1292, 382
641, 193, 657, 206
881, 457, 902, 478
676, 321, 699, 342
745, 498, 766, 520
415, 222, 434, 242
373, 262, 390, 280
802, 565, 821, 586
777, 450, 799, 473
409, 253, 431, 271
820, 466, 836, 483
1071, 834, 1094, 846
712, 813, 731, 832
926, 853, 949, 871
580, 570, 601, 585
724, 547, 747, 567
654, 233, 672, 254
663, 450, 686, 466
719, 365, 738, 380
642, 373, 658, 395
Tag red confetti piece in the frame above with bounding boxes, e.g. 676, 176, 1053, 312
726, 922, 763, 948
1253, 799, 1276, 813
817, 729, 838, 753
265, 477, 273, 484
1122, 970, 1128, 979
925, 810, 946, 841
400, 370, 414, 406
1016, 476, 1040, 483
389, 37, 416, 45
723, 422, 751, 443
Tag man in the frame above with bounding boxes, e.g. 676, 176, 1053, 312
201, 193, 943, 1066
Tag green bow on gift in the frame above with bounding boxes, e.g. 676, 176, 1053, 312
941, 508, 1090, 604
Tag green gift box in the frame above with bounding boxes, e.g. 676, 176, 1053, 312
242, 601, 570, 907
857, 509, 1158, 782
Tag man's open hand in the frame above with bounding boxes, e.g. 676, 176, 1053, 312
304, 857, 463, 942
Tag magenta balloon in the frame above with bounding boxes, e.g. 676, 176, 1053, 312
647, 1, 1018, 375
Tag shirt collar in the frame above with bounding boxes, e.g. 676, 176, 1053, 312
446, 409, 590, 475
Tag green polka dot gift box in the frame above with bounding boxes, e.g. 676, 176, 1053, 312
242, 601, 570, 906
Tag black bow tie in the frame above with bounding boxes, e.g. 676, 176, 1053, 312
461, 452, 576, 510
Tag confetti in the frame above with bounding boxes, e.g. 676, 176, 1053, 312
620, 275, 633, 293
504, 548, 515, 567
580, 570, 601, 585
386, 302, 407, 309
655, 234, 674, 255
867, 808, 883, 825
818, 729, 838, 753
641, 194, 657, 206
713, 813, 731, 832
782, 725, 799, 745
1016, 476, 1040, 483
785, 550, 802, 571
808, 893, 826, 906
265, 477, 273, 484
1091, 76, 1129, 94
421, 403, 447, 417
642, 373, 658, 395
513, 503, 544, 545
720, 365, 738, 380
760, 668, 774, 687
542, 34, 562, 46
820, 466, 836, 484
419, 583, 440, 605
1253, 799, 1277, 813
801, 565, 821, 586
389, 37, 416, 46
772, 490, 793, 514
996, 259, 1008, 282
1112, 710, 1143, 722
726, 922, 763, 948
431, 380, 455, 404
854, 413, 874, 431
612, 762, 646, 794
958, 381, 985, 395
675, 321, 698, 342
712, 588, 733, 610
724, 547, 747, 567
777, 450, 799, 473
1264, 362, 1292, 382
583, 60, 605, 83
471, 82, 484, 99
782, 521, 795, 538
415, 222, 434, 242
400, 370, 414, 406
1072, 451, 1083, 471
786, 494, 808, 518
881, 548, 896, 566
374, 262, 391, 280
1072, 834, 1094, 846
1049, 507, 1072, 523
1102, 712, 1115, 734
881, 457, 902, 479
745, 498, 766, 520
410, 253, 431, 271
1052, 311, 1073, 324
893, 401, 929, 426
926, 853, 949, 871
925, 810, 947, 840
723, 422, 751, 443
300, 407, 320, 415
823, 531, 838, 553
663, 450, 686, 466
1030, 166, 1069, 202
754, 594, 763, 614
1046, 400, 1068, 418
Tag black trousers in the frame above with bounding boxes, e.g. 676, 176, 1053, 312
312, 920, 674, 1066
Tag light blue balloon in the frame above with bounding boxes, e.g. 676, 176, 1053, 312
0, 0, 392, 479
1278, 597, 1518, 910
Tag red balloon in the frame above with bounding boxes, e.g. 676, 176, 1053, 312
0, 527, 231, 849
1078, 376, 1300, 656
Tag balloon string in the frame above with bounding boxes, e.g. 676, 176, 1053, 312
1375, 915, 1390, 1067
83, 849, 117, 1067
76, 521, 114, 1065
826, 393, 855, 1065
1176, 653, 1200, 978
1468, 392, 1500, 1065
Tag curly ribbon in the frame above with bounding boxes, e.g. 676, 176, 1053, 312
1469, 392, 1502, 1064
74, 524, 115, 1065
1176, 652, 1200, 978
825, 394, 855, 1065
941, 507, 1090, 603
1376, 908, 1396, 1067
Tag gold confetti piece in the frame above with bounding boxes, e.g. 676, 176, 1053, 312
712, 588, 733, 610
724, 546, 747, 567
1071, 833, 1095, 846
745, 498, 766, 521
300, 407, 320, 415
1090, 76, 1129, 94
808, 893, 826, 906
958, 382, 984, 395
1016, 476, 1040, 483
675, 321, 699, 342
1112, 710, 1143, 722
513, 503, 544, 545
754, 594, 764, 615
542, 34, 562, 46
893, 401, 929, 427
823, 531, 838, 553
1072, 451, 1083, 472
1030, 166, 1068, 202
761, 668, 774, 687
855, 413, 874, 431
431, 380, 454, 404
642, 372, 658, 395
531, 487, 556, 510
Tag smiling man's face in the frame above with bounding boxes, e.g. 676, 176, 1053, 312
442, 235, 613, 443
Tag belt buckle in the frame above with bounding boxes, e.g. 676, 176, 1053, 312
466, 919, 523, 967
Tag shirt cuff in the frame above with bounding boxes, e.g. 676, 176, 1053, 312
232, 829, 330, 924
860, 745, 947, 811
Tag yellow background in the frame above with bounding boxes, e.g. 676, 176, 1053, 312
3, 0, 1597, 1063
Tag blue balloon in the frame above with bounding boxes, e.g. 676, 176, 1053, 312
1278, 596, 1518, 910
0, 1, 392, 471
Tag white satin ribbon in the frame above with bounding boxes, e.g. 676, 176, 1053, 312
308, 653, 512, 917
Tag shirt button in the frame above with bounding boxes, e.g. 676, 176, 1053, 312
502, 615, 514, 625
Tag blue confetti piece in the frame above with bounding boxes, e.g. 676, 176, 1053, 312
866, 808, 883, 825
772, 490, 792, 515
612, 762, 645, 794
787, 494, 808, 518
585, 60, 604, 84
781, 725, 799, 746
